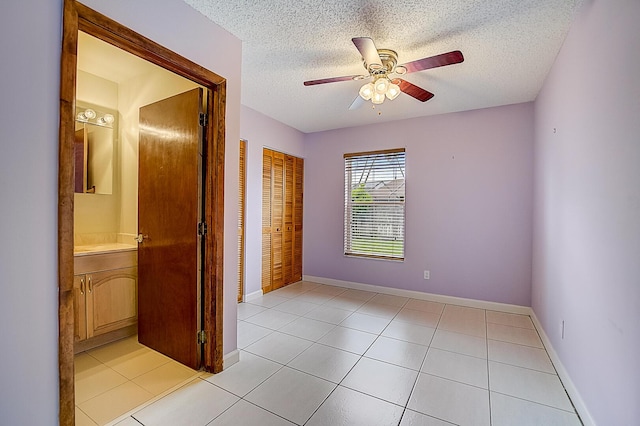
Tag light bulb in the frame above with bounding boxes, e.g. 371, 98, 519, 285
359, 83, 374, 100
371, 92, 385, 104
99, 114, 115, 125
386, 83, 401, 100
374, 77, 389, 95
83, 109, 96, 119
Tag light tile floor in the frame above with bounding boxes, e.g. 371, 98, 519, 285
78, 281, 583, 425
74, 336, 201, 425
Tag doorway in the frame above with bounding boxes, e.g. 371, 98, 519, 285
58, 2, 226, 425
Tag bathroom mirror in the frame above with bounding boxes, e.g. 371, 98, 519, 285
74, 103, 116, 194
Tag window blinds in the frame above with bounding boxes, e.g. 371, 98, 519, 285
344, 148, 405, 260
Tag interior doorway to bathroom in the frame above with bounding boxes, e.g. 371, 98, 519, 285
58, 2, 226, 425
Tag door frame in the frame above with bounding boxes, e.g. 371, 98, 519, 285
58, 1, 226, 424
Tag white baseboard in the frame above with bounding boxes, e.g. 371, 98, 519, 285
302, 275, 594, 425
223, 349, 240, 370
529, 312, 595, 426
302, 275, 531, 315
244, 289, 263, 302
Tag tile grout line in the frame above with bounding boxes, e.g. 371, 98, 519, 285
309, 291, 409, 425
399, 303, 445, 424
489, 390, 585, 414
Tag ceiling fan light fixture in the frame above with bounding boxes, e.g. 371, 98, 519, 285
359, 82, 374, 100
371, 92, 385, 104
386, 83, 401, 100
374, 77, 390, 94
303, 37, 464, 110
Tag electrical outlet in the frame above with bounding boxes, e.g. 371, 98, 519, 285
423, 270, 430, 280
560, 320, 565, 339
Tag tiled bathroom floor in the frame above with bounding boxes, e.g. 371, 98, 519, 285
74, 336, 201, 425
78, 281, 583, 425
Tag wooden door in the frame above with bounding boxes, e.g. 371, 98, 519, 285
293, 157, 304, 281
138, 88, 203, 369
261, 151, 273, 293
271, 151, 285, 290
262, 149, 304, 293
237, 140, 246, 302
283, 155, 294, 284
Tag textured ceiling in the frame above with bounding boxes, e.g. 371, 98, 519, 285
183, 0, 583, 133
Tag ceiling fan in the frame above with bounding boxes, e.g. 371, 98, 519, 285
303, 37, 464, 109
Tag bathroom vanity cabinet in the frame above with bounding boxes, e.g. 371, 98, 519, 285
73, 248, 138, 352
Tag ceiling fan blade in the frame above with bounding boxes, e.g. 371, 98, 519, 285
352, 37, 382, 69
304, 75, 362, 86
394, 79, 434, 102
348, 96, 365, 110
400, 50, 464, 74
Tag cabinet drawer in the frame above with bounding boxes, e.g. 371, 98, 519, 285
75, 250, 137, 274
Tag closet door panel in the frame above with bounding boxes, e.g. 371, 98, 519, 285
271, 152, 284, 290
293, 157, 304, 281
238, 140, 246, 302
261, 150, 273, 293
283, 155, 294, 284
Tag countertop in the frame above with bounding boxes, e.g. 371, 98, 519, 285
74, 242, 138, 256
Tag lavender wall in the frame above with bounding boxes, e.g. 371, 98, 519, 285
0, 2, 241, 422
240, 105, 306, 297
532, 0, 640, 424
0, 1, 61, 423
304, 103, 534, 306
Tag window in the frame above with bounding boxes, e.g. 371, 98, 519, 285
344, 148, 405, 260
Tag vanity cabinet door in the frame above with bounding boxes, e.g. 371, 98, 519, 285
86, 267, 138, 339
73, 275, 87, 342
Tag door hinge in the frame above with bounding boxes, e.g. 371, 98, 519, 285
198, 222, 208, 236
199, 113, 208, 127
197, 330, 207, 344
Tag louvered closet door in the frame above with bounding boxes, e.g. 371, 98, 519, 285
262, 148, 304, 294
238, 140, 246, 303
271, 151, 285, 290
283, 155, 294, 284
293, 157, 304, 281
261, 150, 273, 293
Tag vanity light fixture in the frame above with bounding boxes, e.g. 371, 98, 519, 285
97, 114, 115, 125
76, 108, 96, 121
76, 108, 115, 127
